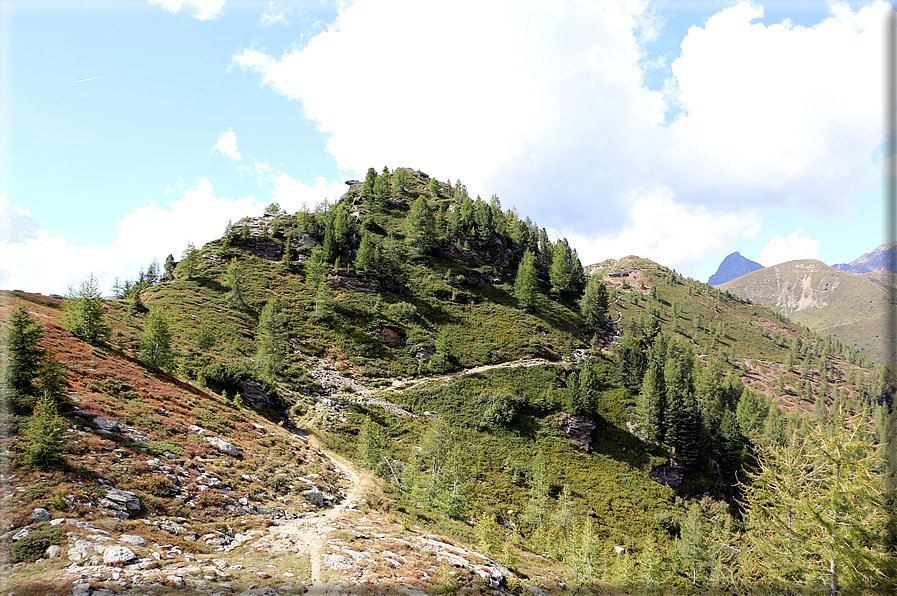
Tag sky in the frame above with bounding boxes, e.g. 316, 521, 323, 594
0, 0, 893, 295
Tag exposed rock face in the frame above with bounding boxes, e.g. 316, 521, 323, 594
708, 252, 764, 285
206, 436, 240, 457
93, 417, 120, 433
373, 327, 405, 347
649, 462, 684, 487
833, 241, 897, 273
555, 412, 596, 452
98, 488, 141, 520
327, 273, 380, 293
240, 379, 271, 411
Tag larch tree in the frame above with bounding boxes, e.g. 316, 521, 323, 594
742, 409, 895, 595
139, 308, 173, 371
181, 241, 198, 280
256, 298, 286, 379
514, 250, 538, 311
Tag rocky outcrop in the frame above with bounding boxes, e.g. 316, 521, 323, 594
240, 379, 271, 411
373, 327, 405, 347
555, 412, 596, 452
649, 462, 685, 487
99, 488, 141, 519
327, 273, 380, 293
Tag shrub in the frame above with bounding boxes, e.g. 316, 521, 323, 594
11, 526, 61, 563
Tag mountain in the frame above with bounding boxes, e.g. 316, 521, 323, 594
833, 241, 897, 274
2, 167, 891, 594
708, 252, 764, 285
719, 259, 895, 365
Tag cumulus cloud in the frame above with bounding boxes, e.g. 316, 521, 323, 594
149, 0, 225, 20
758, 230, 820, 266
259, 1, 291, 26
0, 175, 346, 295
231, 0, 887, 267
665, 1, 885, 212
212, 127, 242, 160
0, 194, 40, 243
562, 187, 760, 270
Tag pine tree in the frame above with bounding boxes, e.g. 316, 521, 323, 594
139, 308, 173, 371
405, 196, 435, 256
514, 250, 538, 311
354, 230, 379, 276
181, 241, 198, 279
163, 254, 176, 281
581, 275, 609, 332
549, 240, 571, 299
23, 391, 65, 470
224, 259, 247, 308
5, 308, 45, 413
279, 232, 293, 273
372, 168, 390, 206
362, 167, 377, 199
63, 274, 111, 346
256, 299, 286, 379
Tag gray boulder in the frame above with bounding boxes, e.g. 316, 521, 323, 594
31, 507, 51, 523
118, 534, 146, 547
206, 436, 239, 457
99, 487, 141, 518
302, 488, 325, 508
93, 417, 120, 433
72, 584, 92, 596
102, 545, 137, 565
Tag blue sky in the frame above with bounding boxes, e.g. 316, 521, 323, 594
0, 0, 892, 294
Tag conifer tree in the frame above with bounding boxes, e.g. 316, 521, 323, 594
679, 501, 711, 586
163, 254, 176, 281
279, 232, 293, 273
362, 167, 377, 199
372, 168, 390, 206
181, 241, 198, 279
224, 259, 247, 308
5, 308, 45, 413
549, 240, 570, 298
63, 274, 111, 346
23, 391, 66, 469
354, 230, 379, 276
514, 250, 538, 311
742, 409, 894, 594
580, 274, 609, 332
139, 308, 173, 371
256, 298, 286, 379
405, 196, 435, 256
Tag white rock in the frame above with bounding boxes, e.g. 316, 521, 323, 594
206, 436, 239, 457
11, 528, 29, 541
119, 534, 147, 547
102, 545, 137, 565
46, 544, 62, 558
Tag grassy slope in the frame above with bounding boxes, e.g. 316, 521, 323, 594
718, 259, 895, 365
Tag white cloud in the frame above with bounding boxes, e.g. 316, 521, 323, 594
269, 173, 347, 212
0, 175, 348, 295
149, 0, 225, 20
562, 187, 759, 270
0, 193, 40, 243
665, 1, 886, 213
259, 1, 291, 26
758, 230, 820, 266
212, 127, 242, 160
230, 0, 888, 272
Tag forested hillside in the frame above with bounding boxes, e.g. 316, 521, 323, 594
2, 166, 895, 594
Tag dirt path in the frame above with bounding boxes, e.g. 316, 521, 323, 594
374, 356, 556, 397
254, 430, 374, 594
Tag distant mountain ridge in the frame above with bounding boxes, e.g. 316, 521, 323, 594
708, 251, 764, 285
833, 241, 897, 274
719, 259, 895, 365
